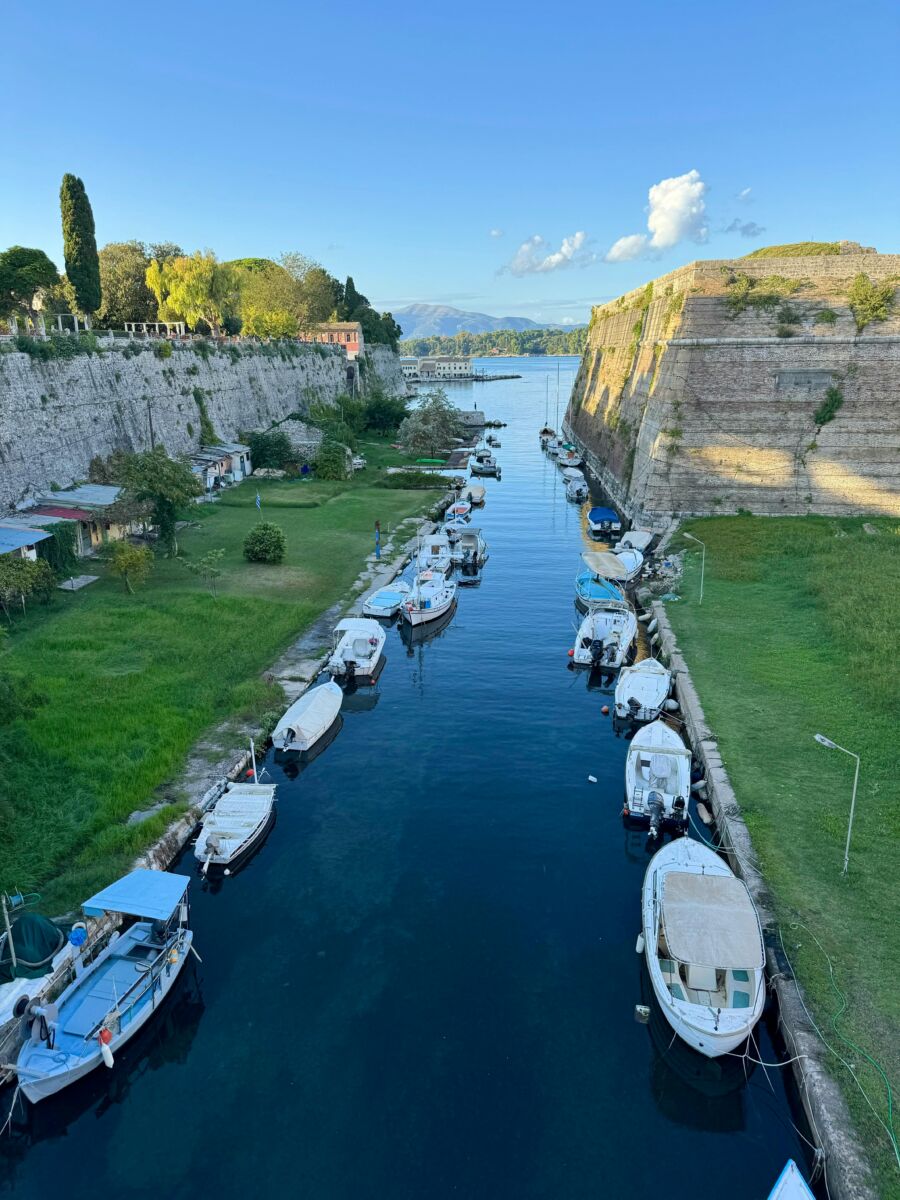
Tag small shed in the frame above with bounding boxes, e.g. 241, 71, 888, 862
0, 526, 52, 561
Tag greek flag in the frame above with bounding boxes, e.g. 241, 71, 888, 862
255, 491, 261, 510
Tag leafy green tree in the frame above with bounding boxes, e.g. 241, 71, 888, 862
314, 439, 351, 480
109, 542, 154, 593
148, 242, 184, 264
184, 547, 225, 597
243, 522, 286, 563
145, 252, 238, 335
60, 174, 101, 315
97, 241, 156, 327
847, 273, 895, 332
0, 247, 59, 322
0, 557, 56, 618
397, 388, 462, 457
364, 390, 409, 434
242, 429, 294, 469
378, 312, 402, 352
119, 447, 203, 556
341, 276, 369, 318
233, 261, 305, 337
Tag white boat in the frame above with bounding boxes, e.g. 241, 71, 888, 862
562, 466, 584, 481
767, 1161, 816, 1199
641, 838, 766, 1058
450, 527, 488, 567
363, 578, 411, 618
586, 506, 622, 538
558, 446, 583, 469
327, 618, 386, 680
442, 518, 467, 543
15, 871, 193, 1103
615, 657, 673, 722
471, 450, 500, 477
445, 500, 472, 522
575, 551, 630, 610
566, 478, 589, 503
271, 680, 343, 752
545, 437, 560, 456
614, 547, 644, 581
400, 569, 457, 626
194, 780, 277, 873
460, 483, 485, 506
539, 425, 555, 447
615, 528, 654, 553
417, 531, 452, 574
624, 719, 691, 835
572, 605, 637, 669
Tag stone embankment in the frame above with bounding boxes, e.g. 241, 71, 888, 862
565, 249, 900, 524
0, 341, 405, 510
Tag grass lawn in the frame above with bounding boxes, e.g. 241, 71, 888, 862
668, 515, 900, 1195
0, 439, 440, 913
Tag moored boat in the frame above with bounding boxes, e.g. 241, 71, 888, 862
363, 578, 412, 618
16, 870, 193, 1103
586, 506, 622, 539
624, 719, 691, 835
400, 569, 457, 626
641, 838, 766, 1057
450, 527, 488, 568
614, 657, 673, 723
566, 478, 589, 503
327, 618, 386, 681
194, 781, 277, 874
614, 546, 644, 582
445, 500, 472, 522
767, 1161, 816, 1199
460, 482, 486, 506
417, 531, 452, 574
574, 551, 629, 610
271, 680, 343, 752
615, 528, 654, 553
471, 449, 500, 477
571, 605, 637, 669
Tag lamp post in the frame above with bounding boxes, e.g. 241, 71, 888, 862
814, 733, 861, 876
683, 532, 705, 605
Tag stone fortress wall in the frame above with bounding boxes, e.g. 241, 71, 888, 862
0, 341, 405, 510
564, 246, 900, 523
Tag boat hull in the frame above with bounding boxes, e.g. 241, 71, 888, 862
199, 807, 276, 874
400, 596, 455, 626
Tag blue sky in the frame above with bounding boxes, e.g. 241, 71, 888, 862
3, 1, 898, 325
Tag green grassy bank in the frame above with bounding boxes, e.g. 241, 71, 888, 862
0, 442, 439, 914
668, 515, 900, 1196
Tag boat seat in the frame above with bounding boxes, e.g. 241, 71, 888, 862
686, 963, 718, 992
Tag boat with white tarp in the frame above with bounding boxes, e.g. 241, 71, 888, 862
15, 870, 194, 1102
271, 680, 343, 752
614, 657, 673, 723
641, 838, 766, 1057
624, 719, 691, 835
615, 529, 654, 553
194, 780, 276, 874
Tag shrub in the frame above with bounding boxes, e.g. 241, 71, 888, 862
814, 308, 837, 325
242, 429, 294, 470
109, 542, 154, 594
37, 522, 80, 576
154, 340, 173, 359
847, 273, 895, 332
243, 521, 286, 564
314, 439, 350, 480
814, 385, 844, 427
375, 471, 452, 489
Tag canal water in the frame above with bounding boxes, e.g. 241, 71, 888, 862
1, 358, 813, 1198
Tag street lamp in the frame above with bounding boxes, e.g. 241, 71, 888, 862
682, 532, 705, 605
814, 733, 861, 876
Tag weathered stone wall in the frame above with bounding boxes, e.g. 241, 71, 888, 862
0, 340, 406, 509
565, 253, 900, 522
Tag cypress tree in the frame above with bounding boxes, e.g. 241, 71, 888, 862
60, 173, 101, 315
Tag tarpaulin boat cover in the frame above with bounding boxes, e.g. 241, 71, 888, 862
0, 912, 66, 981
82, 870, 189, 921
661, 872, 764, 969
581, 551, 630, 580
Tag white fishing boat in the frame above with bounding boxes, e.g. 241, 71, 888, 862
558, 445, 583, 469
450, 527, 488, 568
624, 719, 691, 835
194, 780, 277, 874
586, 506, 622, 538
566, 478, 589, 503
271, 680, 343, 752
641, 838, 766, 1058
442, 518, 467, 543
614, 657, 673, 723
767, 1161, 816, 1199
614, 547, 644, 581
461, 482, 485, 506
363, 578, 412, 618
400, 569, 457, 626
545, 437, 560, 456
561, 466, 584, 481
417, 531, 452, 574
470, 449, 500, 477
615, 528, 654, 553
572, 605, 637, 669
15, 871, 193, 1103
327, 618, 386, 681
445, 500, 472, 522
539, 425, 555, 447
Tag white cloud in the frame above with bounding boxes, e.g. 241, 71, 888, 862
489, 228, 504, 238
736, 187, 752, 202
604, 169, 708, 262
504, 230, 595, 275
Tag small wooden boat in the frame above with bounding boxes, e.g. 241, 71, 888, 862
445, 500, 472, 522
16, 871, 193, 1102
363, 579, 411, 618
624, 720, 691, 835
614, 657, 673, 723
271, 680, 343, 752
400, 570, 457, 626
641, 838, 766, 1057
194, 780, 277, 874
327, 618, 386, 681
767, 1161, 815, 1199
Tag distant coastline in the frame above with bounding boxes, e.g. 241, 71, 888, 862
399, 326, 587, 359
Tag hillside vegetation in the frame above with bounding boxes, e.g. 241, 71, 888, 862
399, 326, 587, 357
743, 241, 845, 258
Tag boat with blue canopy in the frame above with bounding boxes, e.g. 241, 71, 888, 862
15, 870, 193, 1103
586, 506, 622, 538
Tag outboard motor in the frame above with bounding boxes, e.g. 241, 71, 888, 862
589, 638, 606, 668
672, 796, 687, 833
647, 790, 665, 840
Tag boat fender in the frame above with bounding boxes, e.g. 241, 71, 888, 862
99, 1028, 115, 1068
650, 633, 660, 647
601, 705, 609, 716
635, 933, 645, 954
696, 802, 713, 826
647, 619, 658, 634
691, 779, 707, 796
638, 611, 652, 623
567, 648, 574, 657
169, 947, 179, 965
663, 698, 680, 712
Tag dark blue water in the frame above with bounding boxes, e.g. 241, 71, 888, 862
0, 358, 813, 1198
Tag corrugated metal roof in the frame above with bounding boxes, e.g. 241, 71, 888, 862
36, 484, 121, 508
0, 527, 52, 553
0, 513, 69, 528
30, 506, 95, 521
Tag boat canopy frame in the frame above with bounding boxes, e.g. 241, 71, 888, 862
82, 870, 189, 921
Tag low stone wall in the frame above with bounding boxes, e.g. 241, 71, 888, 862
651, 600, 876, 1200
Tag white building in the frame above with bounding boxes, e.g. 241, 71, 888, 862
402, 356, 473, 381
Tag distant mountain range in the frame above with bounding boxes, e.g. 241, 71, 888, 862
394, 303, 569, 340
